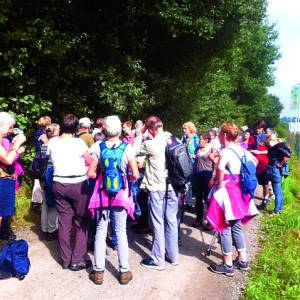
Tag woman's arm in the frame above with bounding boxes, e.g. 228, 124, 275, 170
87, 158, 98, 179
83, 150, 92, 166
128, 158, 139, 181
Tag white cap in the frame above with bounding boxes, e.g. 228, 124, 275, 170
241, 125, 248, 131
79, 117, 93, 128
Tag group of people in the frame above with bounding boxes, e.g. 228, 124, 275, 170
0, 111, 291, 282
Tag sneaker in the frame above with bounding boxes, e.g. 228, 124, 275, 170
89, 271, 104, 285
165, 256, 179, 266
208, 263, 234, 277
118, 271, 133, 285
140, 258, 164, 271
46, 230, 58, 241
233, 259, 250, 271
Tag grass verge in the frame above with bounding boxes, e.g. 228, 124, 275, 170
243, 156, 300, 299
12, 183, 40, 229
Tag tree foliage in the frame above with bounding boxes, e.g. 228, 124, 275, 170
0, 0, 281, 133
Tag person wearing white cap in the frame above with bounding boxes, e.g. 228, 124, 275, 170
76, 117, 94, 148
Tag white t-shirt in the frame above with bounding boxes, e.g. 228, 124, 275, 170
92, 140, 135, 172
47, 137, 88, 183
220, 144, 254, 174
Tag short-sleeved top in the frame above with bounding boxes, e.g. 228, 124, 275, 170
92, 140, 135, 173
196, 147, 213, 172
134, 132, 168, 191
47, 137, 88, 183
221, 144, 254, 175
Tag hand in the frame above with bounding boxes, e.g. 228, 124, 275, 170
39, 134, 48, 144
17, 146, 26, 155
12, 134, 26, 148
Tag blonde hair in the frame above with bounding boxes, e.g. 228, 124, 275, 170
37, 116, 52, 130
182, 121, 197, 134
220, 123, 239, 142
266, 134, 279, 146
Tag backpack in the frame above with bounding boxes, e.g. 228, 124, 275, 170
0, 239, 30, 280
166, 136, 193, 193
227, 148, 258, 199
29, 152, 49, 179
100, 141, 128, 196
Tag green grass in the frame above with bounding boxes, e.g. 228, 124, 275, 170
244, 156, 300, 299
12, 184, 40, 229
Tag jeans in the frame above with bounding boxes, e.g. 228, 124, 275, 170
148, 188, 179, 266
267, 164, 284, 213
94, 207, 129, 273
271, 181, 284, 213
220, 220, 246, 255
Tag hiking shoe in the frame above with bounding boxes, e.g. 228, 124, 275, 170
233, 259, 250, 271
208, 263, 234, 277
165, 256, 179, 266
69, 259, 92, 271
118, 271, 133, 285
46, 230, 58, 241
140, 258, 164, 271
89, 271, 104, 285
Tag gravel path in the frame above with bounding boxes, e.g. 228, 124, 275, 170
0, 200, 262, 300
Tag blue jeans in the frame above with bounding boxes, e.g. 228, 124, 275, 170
220, 220, 246, 255
267, 164, 284, 213
148, 189, 179, 266
271, 181, 284, 213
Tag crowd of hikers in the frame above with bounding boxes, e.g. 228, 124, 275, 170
0, 111, 292, 283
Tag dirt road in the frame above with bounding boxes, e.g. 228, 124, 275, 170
0, 210, 260, 300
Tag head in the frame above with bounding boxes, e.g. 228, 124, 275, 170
37, 116, 52, 130
243, 130, 251, 141
122, 121, 132, 136
219, 123, 240, 146
95, 117, 105, 130
0, 112, 16, 137
207, 129, 218, 140
79, 117, 92, 131
145, 115, 163, 137
60, 114, 79, 134
255, 120, 266, 135
135, 120, 143, 129
45, 123, 60, 139
199, 133, 211, 147
266, 134, 279, 148
104, 115, 122, 138
182, 121, 197, 136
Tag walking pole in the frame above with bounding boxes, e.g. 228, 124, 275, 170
204, 231, 218, 257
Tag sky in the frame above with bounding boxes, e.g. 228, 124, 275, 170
267, 0, 300, 117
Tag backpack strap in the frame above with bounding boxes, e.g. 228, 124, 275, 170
225, 147, 244, 181
0, 244, 10, 271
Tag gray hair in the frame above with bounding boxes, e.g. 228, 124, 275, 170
104, 115, 122, 137
0, 112, 16, 126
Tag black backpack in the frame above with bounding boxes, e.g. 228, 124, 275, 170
166, 136, 193, 193
29, 152, 49, 179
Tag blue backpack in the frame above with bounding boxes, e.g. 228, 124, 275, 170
0, 239, 30, 280
227, 148, 258, 199
100, 141, 128, 196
